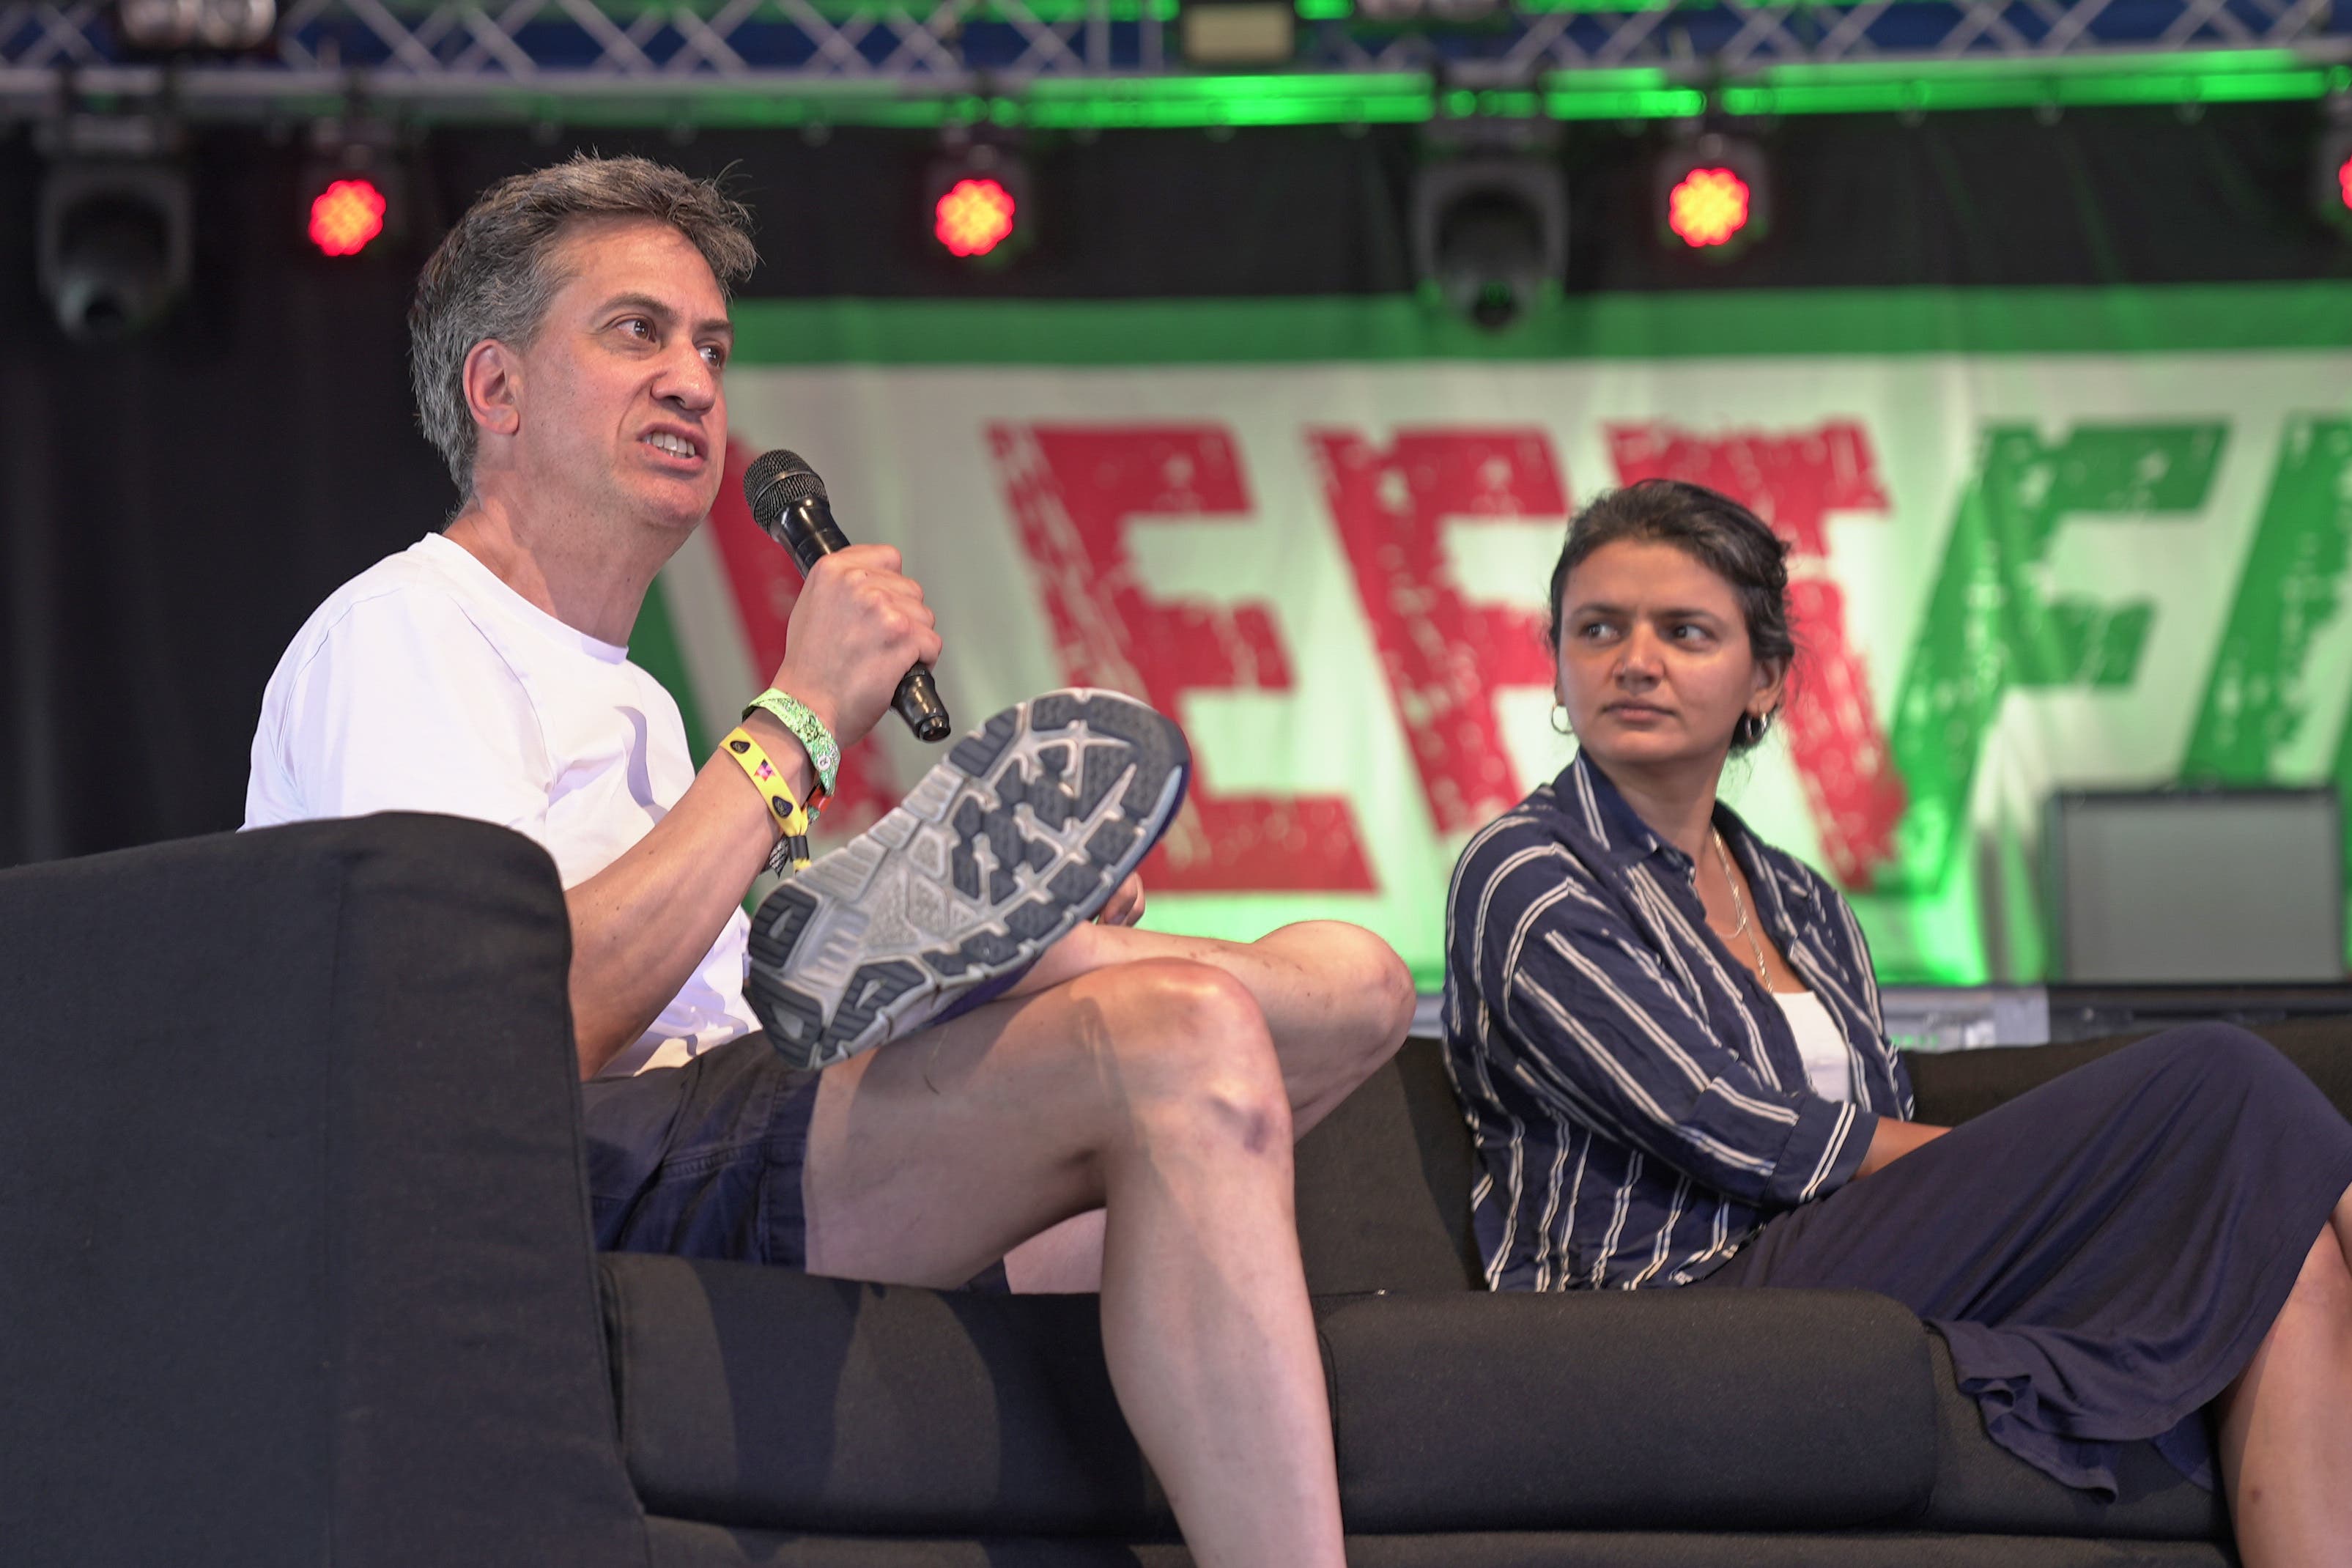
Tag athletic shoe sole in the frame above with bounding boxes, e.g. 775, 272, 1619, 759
744, 688, 1191, 1072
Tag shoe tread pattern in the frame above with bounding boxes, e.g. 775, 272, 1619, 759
745, 690, 1188, 1072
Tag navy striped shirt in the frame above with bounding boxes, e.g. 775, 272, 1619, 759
1442, 751, 1913, 1293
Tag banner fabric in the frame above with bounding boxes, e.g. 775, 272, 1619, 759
632, 295, 2352, 988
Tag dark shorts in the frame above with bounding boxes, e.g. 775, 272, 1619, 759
579, 1029, 1016, 1292
580, 1029, 824, 1268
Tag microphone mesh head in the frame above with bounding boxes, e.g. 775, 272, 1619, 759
743, 448, 827, 526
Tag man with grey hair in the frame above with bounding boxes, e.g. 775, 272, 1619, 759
245, 153, 1413, 1566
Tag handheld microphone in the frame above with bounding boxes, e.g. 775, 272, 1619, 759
743, 448, 953, 744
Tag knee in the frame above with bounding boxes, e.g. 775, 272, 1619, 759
2132, 1023, 2304, 1104
1100, 961, 1293, 1157
1280, 920, 1419, 1050
2147, 1021, 2274, 1070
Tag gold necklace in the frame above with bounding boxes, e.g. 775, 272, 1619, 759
1709, 829, 1771, 985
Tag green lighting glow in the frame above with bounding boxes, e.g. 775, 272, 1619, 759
386, 48, 2349, 130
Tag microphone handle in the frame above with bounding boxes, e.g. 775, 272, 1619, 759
892, 666, 953, 743
775, 497, 952, 744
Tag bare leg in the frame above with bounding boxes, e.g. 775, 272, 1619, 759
2216, 1199, 2352, 1568
1004, 1208, 1108, 1292
1013, 919, 1416, 1132
2335, 1186, 2352, 1282
802, 959, 1346, 1568
1002, 919, 1416, 1293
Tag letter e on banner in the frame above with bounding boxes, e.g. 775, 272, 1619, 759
1608, 421, 1907, 890
991, 424, 1377, 892
1312, 429, 1566, 835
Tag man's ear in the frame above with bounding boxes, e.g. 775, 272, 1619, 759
462, 339, 522, 442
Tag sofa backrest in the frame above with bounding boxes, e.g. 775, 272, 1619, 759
1338, 1023, 2352, 1300
0, 815, 648, 1568
1293, 1036, 1484, 1294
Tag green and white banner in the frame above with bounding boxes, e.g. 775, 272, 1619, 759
632, 286, 2352, 986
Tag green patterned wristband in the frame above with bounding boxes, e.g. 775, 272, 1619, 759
742, 689, 840, 800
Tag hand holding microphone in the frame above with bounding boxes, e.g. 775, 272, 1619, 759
745, 449, 951, 746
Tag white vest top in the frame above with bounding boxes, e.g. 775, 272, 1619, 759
1773, 990, 1852, 1103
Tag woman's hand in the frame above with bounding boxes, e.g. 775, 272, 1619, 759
1856, 1117, 1950, 1178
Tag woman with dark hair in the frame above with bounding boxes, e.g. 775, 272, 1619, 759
1443, 477, 2352, 1564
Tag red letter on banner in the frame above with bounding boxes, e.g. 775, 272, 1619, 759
1312, 429, 1567, 834
1606, 422, 1906, 889
704, 440, 901, 832
991, 424, 1377, 892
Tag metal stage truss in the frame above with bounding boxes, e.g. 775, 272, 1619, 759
4, 0, 2349, 126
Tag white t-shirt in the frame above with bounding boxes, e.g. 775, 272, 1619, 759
1772, 990, 1852, 1103
245, 532, 759, 1078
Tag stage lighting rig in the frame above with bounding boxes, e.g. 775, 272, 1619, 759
300, 123, 405, 259
36, 117, 191, 342
1413, 153, 1566, 331
1178, 0, 1295, 64
1656, 132, 1770, 260
925, 140, 1030, 266
1356, 0, 1501, 21
112, 0, 274, 53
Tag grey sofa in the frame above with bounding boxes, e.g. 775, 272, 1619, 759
10, 813, 2330, 1566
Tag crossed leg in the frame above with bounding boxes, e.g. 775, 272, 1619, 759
994, 918, 1416, 1290
799, 956, 1357, 1568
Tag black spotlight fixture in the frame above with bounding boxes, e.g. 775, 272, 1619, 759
36, 119, 191, 342
1413, 153, 1566, 331
1655, 130, 1770, 261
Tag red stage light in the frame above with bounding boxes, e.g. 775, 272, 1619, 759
2339, 152, 2352, 212
934, 177, 1018, 258
1667, 166, 1751, 249
308, 177, 387, 257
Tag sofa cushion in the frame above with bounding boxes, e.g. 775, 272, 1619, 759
603, 1255, 1939, 1536
640, 1519, 2235, 1568
1319, 1288, 1936, 1532
600, 1254, 1176, 1538
1912, 1336, 2227, 1542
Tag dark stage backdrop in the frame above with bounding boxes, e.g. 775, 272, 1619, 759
2, 105, 2345, 868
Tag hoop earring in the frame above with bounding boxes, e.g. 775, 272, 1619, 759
1550, 704, 1573, 736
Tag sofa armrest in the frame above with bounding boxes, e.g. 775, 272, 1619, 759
0, 813, 645, 1567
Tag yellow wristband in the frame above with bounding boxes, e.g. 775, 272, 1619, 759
722, 725, 812, 875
